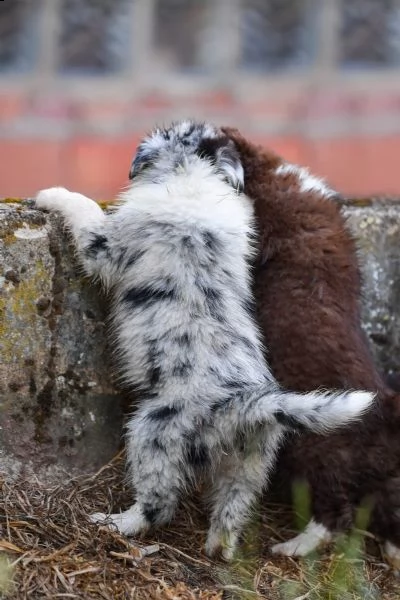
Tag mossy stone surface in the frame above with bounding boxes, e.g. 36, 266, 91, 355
343, 200, 400, 378
1, 198, 400, 482
0, 201, 123, 483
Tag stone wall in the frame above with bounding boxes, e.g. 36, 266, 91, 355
342, 198, 400, 378
0, 199, 399, 482
0, 201, 123, 483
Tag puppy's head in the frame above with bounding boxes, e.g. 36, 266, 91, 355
128, 120, 244, 192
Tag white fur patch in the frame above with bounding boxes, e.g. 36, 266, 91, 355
384, 541, 400, 569
205, 528, 238, 561
275, 163, 335, 198
90, 505, 148, 536
271, 519, 332, 557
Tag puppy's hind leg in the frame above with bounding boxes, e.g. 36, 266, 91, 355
206, 429, 281, 561
90, 412, 187, 537
370, 477, 400, 569
384, 542, 400, 569
271, 481, 346, 557
271, 519, 332, 557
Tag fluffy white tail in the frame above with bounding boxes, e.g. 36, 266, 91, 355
240, 388, 375, 433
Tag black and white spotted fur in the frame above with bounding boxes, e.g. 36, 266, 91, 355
35, 120, 374, 560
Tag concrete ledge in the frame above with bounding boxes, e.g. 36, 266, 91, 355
0, 198, 399, 482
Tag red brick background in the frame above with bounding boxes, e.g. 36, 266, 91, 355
1, 87, 400, 199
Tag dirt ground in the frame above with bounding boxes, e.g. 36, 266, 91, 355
1, 452, 399, 600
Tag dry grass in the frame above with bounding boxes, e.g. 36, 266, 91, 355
1, 453, 399, 600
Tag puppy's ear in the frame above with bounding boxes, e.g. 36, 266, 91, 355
216, 142, 244, 192
129, 149, 150, 180
197, 136, 244, 192
221, 126, 242, 138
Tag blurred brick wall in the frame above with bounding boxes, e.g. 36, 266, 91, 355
1, 87, 400, 199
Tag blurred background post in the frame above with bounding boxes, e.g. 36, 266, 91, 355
1, 0, 400, 199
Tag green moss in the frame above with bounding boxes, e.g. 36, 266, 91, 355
98, 200, 114, 210
345, 197, 373, 207
0, 295, 6, 324
0, 261, 49, 363
0, 197, 25, 204
1, 231, 17, 246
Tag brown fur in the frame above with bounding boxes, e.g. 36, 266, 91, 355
223, 126, 400, 548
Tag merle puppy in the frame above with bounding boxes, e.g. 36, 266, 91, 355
35, 120, 372, 560
224, 126, 400, 566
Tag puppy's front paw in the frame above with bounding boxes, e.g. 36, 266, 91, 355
35, 187, 72, 211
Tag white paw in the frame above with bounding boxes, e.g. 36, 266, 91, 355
35, 187, 73, 211
271, 520, 332, 557
205, 528, 238, 561
89, 505, 149, 536
221, 544, 236, 562
272, 538, 310, 557
384, 541, 400, 569
89, 511, 109, 524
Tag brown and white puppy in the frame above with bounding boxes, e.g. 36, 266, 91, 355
223, 126, 400, 566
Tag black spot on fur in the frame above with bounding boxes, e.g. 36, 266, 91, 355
274, 410, 307, 432
187, 443, 209, 467
117, 248, 145, 270
127, 251, 145, 268
153, 438, 166, 452
148, 405, 179, 420
86, 234, 108, 258
202, 230, 221, 252
211, 397, 231, 412
149, 365, 161, 387
173, 360, 193, 378
197, 284, 223, 321
142, 504, 158, 526
221, 378, 247, 391
241, 296, 256, 317
148, 345, 163, 387
186, 122, 196, 137
123, 283, 176, 308
197, 136, 228, 163
176, 333, 191, 347
182, 235, 194, 249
